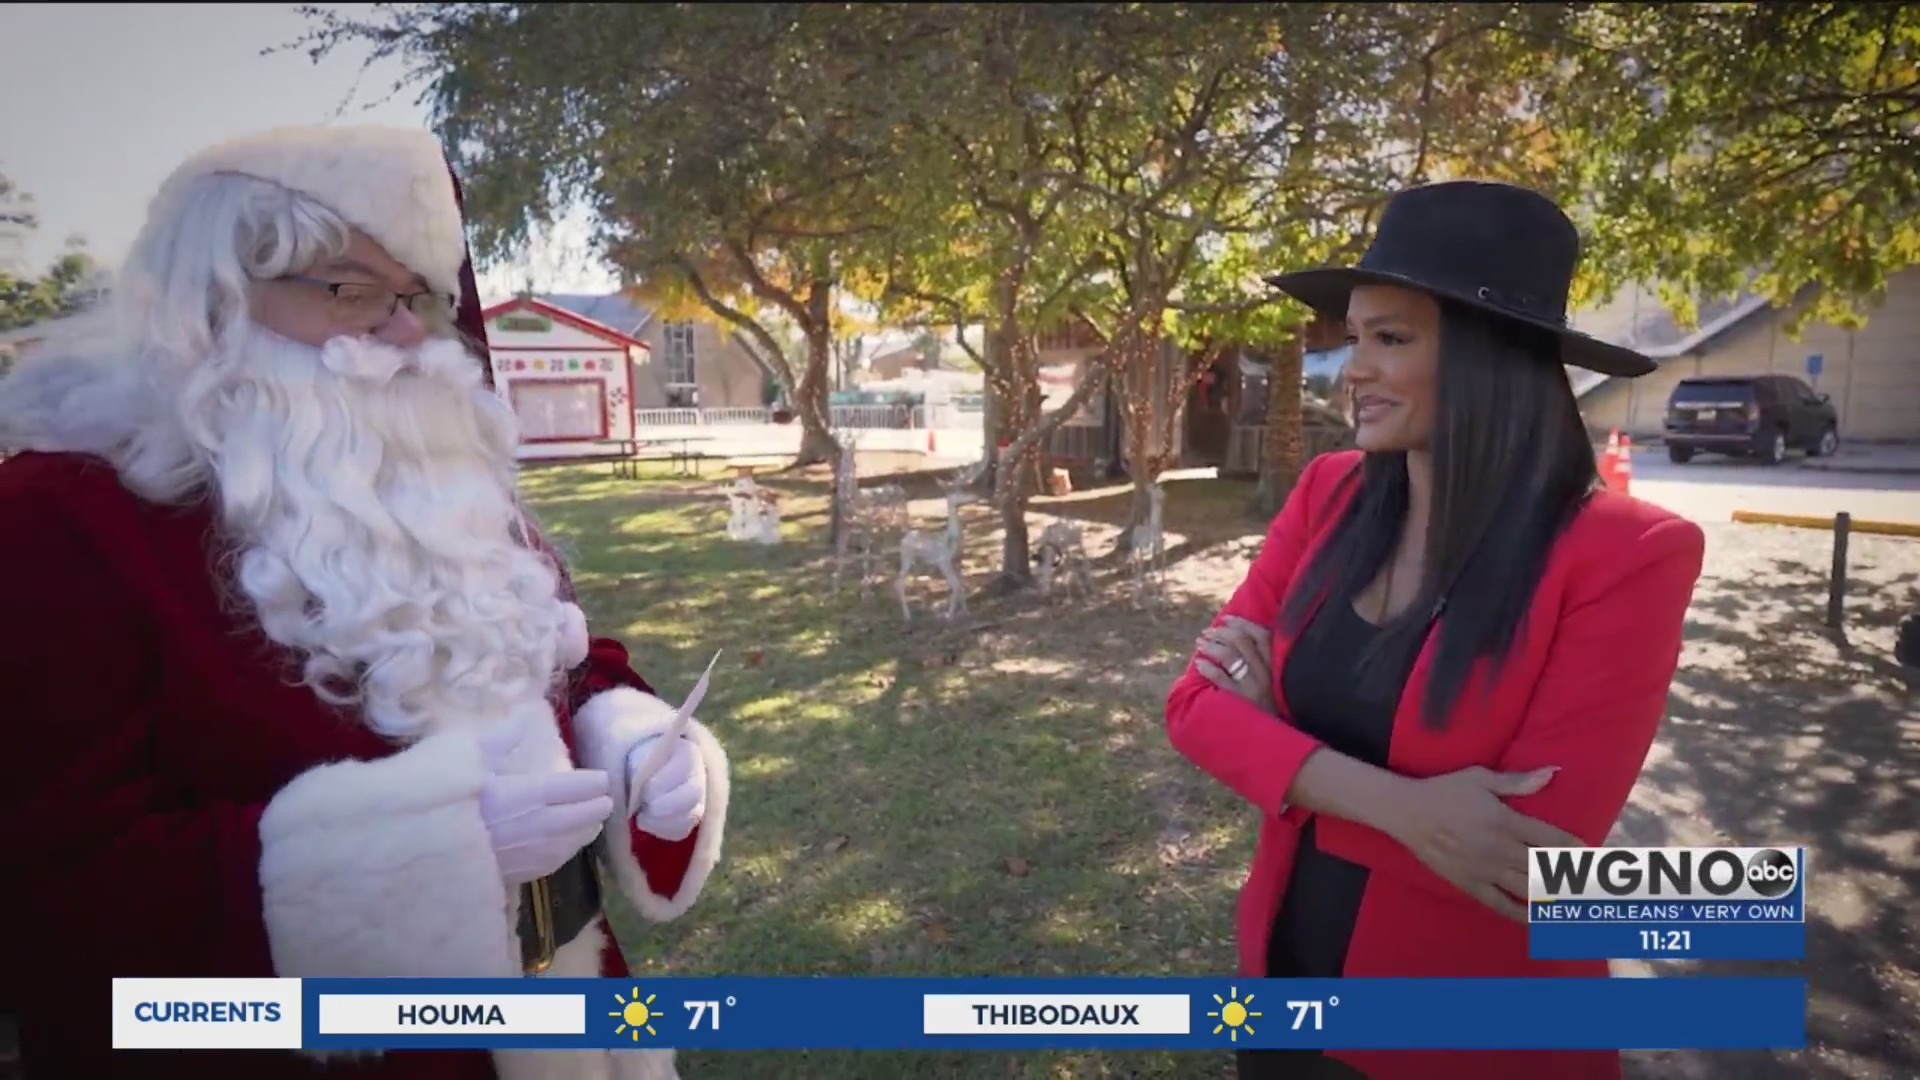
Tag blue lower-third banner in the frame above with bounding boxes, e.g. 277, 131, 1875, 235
1529, 920, 1807, 961
111, 976, 1807, 1052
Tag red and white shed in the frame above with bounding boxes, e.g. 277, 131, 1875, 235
481, 297, 649, 461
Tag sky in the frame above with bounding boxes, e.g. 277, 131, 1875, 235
0, 3, 616, 300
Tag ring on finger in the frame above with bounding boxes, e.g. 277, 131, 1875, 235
1227, 658, 1250, 680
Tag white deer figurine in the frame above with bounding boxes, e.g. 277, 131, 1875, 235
831, 441, 908, 596
1128, 479, 1167, 604
842, 484, 908, 596
1035, 518, 1093, 601
896, 464, 983, 622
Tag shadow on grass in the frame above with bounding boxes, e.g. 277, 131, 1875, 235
522, 468, 1918, 1080
526, 465, 1253, 1079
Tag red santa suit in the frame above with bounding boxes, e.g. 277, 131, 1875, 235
0, 127, 729, 1080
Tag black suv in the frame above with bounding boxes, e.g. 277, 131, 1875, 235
1663, 375, 1839, 465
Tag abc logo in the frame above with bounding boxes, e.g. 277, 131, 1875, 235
1746, 849, 1797, 898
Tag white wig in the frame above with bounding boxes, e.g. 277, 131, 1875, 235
0, 171, 352, 502
0, 171, 573, 744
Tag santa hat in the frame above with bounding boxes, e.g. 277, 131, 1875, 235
157, 123, 498, 389
156, 124, 469, 301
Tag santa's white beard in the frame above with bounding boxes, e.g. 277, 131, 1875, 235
199, 322, 578, 744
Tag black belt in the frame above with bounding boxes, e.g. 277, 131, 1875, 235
518, 846, 603, 974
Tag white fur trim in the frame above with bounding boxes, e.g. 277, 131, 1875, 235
258, 731, 519, 979
574, 686, 731, 922
558, 602, 590, 670
159, 124, 466, 295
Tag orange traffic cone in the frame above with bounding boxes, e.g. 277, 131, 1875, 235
1613, 434, 1633, 495
1599, 429, 1621, 487
927, 428, 937, 454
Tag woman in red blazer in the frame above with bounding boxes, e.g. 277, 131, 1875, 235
1165, 182, 1706, 1080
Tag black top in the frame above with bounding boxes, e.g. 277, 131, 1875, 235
1265, 600, 1411, 979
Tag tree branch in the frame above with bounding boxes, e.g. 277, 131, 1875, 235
671, 255, 798, 389
721, 239, 817, 329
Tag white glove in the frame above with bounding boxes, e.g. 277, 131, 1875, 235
626, 734, 706, 842
480, 768, 613, 887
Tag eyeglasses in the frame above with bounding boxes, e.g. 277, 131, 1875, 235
280, 275, 457, 327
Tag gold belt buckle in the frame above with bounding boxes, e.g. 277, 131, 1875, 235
526, 875, 557, 975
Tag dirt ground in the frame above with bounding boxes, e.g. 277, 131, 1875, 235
1604, 523, 1920, 1080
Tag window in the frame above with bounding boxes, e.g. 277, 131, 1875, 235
509, 380, 607, 442
1671, 380, 1756, 407
663, 322, 697, 386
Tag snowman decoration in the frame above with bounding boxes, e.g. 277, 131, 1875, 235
724, 472, 762, 542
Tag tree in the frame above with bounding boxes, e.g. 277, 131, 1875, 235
1054, 5, 1314, 532
1063, 3, 1589, 517
868, 3, 1143, 587
1554, 2, 1920, 330
1, 172, 104, 334
296, 3, 912, 472
0, 248, 102, 333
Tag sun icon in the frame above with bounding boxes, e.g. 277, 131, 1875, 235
1208, 985, 1262, 1042
609, 987, 659, 1042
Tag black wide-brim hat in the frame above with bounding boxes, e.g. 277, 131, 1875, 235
1267, 180, 1654, 378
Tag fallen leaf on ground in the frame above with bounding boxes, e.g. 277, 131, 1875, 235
823, 835, 850, 854
1004, 856, 1032, 877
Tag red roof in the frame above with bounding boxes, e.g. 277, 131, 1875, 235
480, 296, 651, 351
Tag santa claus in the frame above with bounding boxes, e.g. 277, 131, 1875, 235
0, 126, 730, 1079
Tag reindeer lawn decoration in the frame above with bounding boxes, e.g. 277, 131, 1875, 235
840, 485, 907, 594
1128, 479, 1168, 605
1035, 518, 1094, 602
896, 462, 984, 623
832, 442, 907, 596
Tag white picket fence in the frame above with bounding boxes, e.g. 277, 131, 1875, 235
630, 404, 985, 459
633, 404, 984, 432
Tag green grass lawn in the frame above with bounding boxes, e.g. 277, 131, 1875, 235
520, 461, 1270, 1079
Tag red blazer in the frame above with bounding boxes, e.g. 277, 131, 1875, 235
1165, 450, 1705, 1080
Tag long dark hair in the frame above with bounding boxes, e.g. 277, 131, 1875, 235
1280, 297, 1600, 728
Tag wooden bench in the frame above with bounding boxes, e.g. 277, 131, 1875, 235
591, 439, 645, 479
613, 433, 724, 478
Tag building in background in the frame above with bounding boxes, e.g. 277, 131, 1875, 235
481, 296, 648, 461
1575, 277, 1920, 442
1026, 314, 1355, 479
535, 293, 778, 412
